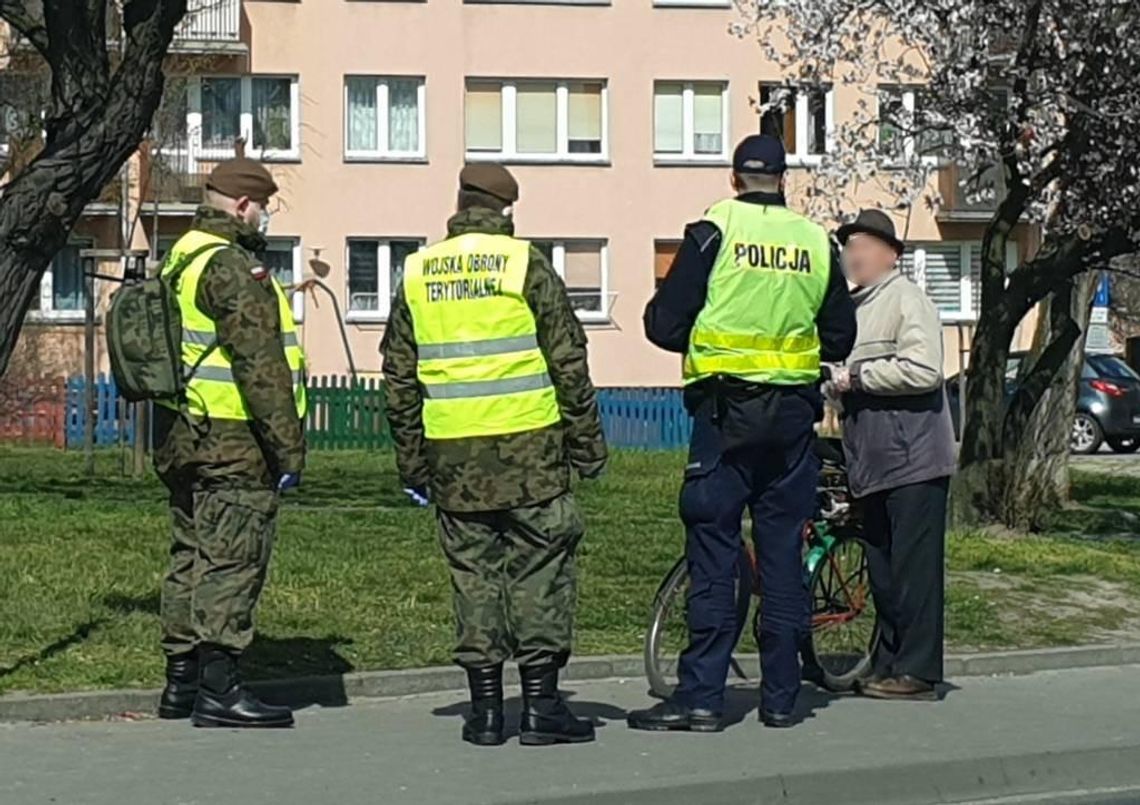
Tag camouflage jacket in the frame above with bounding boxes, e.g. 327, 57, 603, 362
153, 206, 305, 489
381, 208, 608, 512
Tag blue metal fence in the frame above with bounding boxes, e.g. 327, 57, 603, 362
63, 376, 692, 450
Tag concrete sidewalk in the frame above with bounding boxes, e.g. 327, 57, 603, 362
2, 665, 1139, 805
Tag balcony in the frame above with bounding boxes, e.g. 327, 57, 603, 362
173, 0, 246, 54
140, 147, 209, 208
938, 162, 1005, 223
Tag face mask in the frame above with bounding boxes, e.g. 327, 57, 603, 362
258, 207, 271, 236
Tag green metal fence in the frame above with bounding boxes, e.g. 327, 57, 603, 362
305, 376, 392, 450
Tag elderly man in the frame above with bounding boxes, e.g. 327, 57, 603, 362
832, 209, 957, 701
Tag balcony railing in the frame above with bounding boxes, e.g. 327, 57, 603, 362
141, 147, 209, 206
939, 162, 1005, 222
174, 0, 242, 47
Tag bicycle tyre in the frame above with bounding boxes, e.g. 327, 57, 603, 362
643, 550, 754, 700
801, 535, 879, 691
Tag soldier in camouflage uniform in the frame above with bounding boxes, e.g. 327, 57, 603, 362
382, 164, 608, 747
153, 158, 305, 729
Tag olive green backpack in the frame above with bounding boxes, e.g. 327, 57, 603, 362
106, 244, 225, 403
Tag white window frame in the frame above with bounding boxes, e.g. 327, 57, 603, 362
533, 239, 611, 324
343, 76, 427, 162
465, 80, 609, 165
653, 81, 731, 165
185, 74, 301, 164
345, 237, 425, 323
877, 86, 944, 167
908, 240, 1018, 322
757, 83, 835, 167
264, 237, 304, 322
28, 238, 96, 323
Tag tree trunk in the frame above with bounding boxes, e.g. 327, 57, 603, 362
999, 272, 1097, 529
0, 0, 187, 379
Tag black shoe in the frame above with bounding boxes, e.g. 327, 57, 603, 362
518, 664, 595, 746
627, 700, 724, 733
462, 665, 505, 747
191, 647, 294, 729
759, 709, 795, 729
157, 651, 199, 720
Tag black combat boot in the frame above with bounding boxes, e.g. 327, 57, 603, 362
462, 665, 506, 747
518, 664, 595, 746
157, 651, 199, 720
191, 646, 294, 729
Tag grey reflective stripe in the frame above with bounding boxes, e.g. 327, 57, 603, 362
183, 328, 215, 346
191, 366, 304, 385
184, 329, 297, 348
418, 334, 538, 361
422, 372, 552, 400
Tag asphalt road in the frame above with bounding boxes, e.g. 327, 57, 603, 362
2, 664, 1140, 805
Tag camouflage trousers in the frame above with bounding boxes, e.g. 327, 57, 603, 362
160, 482, 279, 657
436, 492, 585, 669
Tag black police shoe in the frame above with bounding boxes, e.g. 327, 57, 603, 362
518, 664, 595, 746
627, 700, 724, 733
191, 647, 294, 729
157, 651, 199, 720
463, 665, 506, 747
759, 708, 796, 729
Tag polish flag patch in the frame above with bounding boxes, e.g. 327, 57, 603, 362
250, 264, 269, 281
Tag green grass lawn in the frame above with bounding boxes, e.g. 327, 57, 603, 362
2, 446, 1139, 695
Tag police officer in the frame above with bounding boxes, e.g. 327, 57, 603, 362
153, 158, 306, 729
382, 164, 608, 747
628, 135, 856, 732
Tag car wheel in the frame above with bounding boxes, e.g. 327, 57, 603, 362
1107, 437, 1140, 454
1071, 414, 1104, 455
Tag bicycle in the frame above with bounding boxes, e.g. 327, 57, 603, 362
643, 437, 879, 699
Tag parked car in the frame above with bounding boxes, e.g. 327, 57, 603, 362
948, 353, 1140, 455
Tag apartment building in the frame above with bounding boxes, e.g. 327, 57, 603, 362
12, 0, 1037, 387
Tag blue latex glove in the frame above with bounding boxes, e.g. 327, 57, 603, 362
403, 486, 431, 508
277, 473, 301, 493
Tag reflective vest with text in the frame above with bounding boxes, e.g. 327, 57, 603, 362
403, 233, 561, 440
683, 199, 831, 386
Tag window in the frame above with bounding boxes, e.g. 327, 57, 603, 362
346, 238, 423, 320
464, 80, 607, 162
878, 86, 950, 162
29, 240, 93, 320
345, 76, 426, 160
654, 82, 728, 162
654, 240, 681, 288
263, 237, 304, 321
531, 240, 609, 322
186, 75, 300, 161
899, 241, 1017, 320
757, 84, 833, 164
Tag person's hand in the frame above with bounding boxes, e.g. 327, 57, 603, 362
277, 473, 301, 493
403, 486, 431, 508
832, 367, 854, 394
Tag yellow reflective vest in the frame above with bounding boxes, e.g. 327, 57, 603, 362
402, 232, 561, 440
683, 199, 831, 386
159, 229, 307, 420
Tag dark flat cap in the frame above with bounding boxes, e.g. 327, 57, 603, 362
733, 134, 787, 175
206, 158, 279, 204
460, 163, 519, 204
837, 209, 905, 255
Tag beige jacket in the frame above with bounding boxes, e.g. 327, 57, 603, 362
842, 271, 957, 498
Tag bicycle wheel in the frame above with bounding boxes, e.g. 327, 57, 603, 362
643, 549, 754, 700
802, 536, 879, 691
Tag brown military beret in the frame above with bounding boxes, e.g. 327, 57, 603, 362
206, 158, 279, 204
459, 163, 519, 204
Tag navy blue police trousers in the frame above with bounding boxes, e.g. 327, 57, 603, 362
672, 404, 819, 715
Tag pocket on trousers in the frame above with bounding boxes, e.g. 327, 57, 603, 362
195, 489, 279, 564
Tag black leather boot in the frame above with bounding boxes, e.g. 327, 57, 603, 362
462, 665, 505, 747
157, 651, 199, 720
519, 664, 595, 746
191, 646, 294, 729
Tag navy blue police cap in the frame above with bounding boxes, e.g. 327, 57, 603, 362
732, 134, 787, 175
